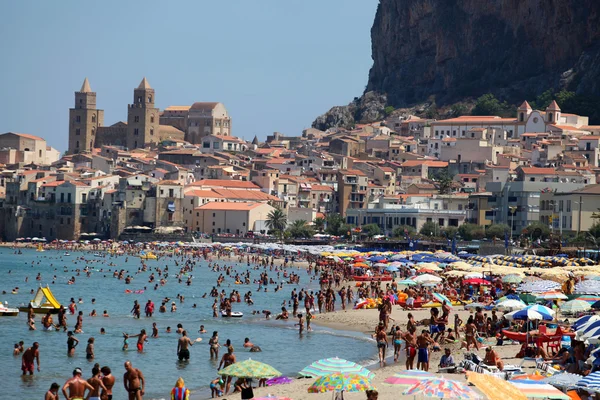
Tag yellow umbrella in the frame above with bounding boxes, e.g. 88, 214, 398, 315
466, 371, 527, 400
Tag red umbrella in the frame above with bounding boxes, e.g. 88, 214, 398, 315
463, 278, 491, 285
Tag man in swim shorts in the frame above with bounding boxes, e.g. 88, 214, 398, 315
417, 330, 435, 371
21, 342, 40, 375
123, 361, 145, 400
101, 366, 115, 400
177, 330, 194, 361
402, 326, 417, 369
62, 368, 94, 400
86, 365, 107, 400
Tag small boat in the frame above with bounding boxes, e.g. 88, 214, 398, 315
63, 252, 71, 256
0, 302, 19, 316
502, 328, 576, 343
93, 253, 103, 257
221, 310, 243, 318
353, 275, 393, 282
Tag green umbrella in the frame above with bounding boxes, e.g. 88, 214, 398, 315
218, 359, 282, 379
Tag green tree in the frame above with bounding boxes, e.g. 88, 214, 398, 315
339, 223, 355, 238
384, 105, 395, 116
485, 223, 511, 239
442, 226, 458, 239
589, 222, 600, 240
326, 213, 345, 236
522, 222, 551, 240
286, 220, 314, 239
266, 208, 287, 239
472, 93, 511, 116
458, 223, 485, 241
361, 224, 381, 239
393, 225, 416, 238
449, 103, 468, 118
429, 168, 453, 194
420, 221, 440, 237
313, 217, 325, 233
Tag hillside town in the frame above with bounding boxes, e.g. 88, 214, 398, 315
0, 77, 599, 244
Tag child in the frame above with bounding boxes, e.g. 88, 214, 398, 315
210, 377, 224, 398
122, 333, 129, 351
86, 337, 95, 360
306, 310, 313, 332
454, 314, 463, 340
296, 313, 304, 334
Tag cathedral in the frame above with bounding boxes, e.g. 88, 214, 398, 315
67, 78, 231, 154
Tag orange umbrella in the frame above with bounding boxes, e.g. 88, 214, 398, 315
353, 262, 368, 268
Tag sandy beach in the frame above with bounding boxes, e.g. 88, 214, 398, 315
193, 306, 525, 400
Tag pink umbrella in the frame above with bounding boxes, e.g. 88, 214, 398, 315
266, 376, 293, 386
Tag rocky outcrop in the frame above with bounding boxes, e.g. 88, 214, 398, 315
368, 0, 600, 107
314, 0, 600, 129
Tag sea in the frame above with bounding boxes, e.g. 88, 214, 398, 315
0, 248, 377, 399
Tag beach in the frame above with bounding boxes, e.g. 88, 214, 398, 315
232, 307, 523, 400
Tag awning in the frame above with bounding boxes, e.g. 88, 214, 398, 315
167, 201, 175, 213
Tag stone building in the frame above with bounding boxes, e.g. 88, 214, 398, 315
68, 78, 104, 154
0, 132, 60, 165
160, 102, 231, 144
126, 78, 161, 149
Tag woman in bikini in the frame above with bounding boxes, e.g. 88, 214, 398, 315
465, 316, 480, 351
209, 331, 220, 360
392, 326, 403, 362
375, 324, 388, 367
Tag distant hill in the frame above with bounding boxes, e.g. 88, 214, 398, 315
313, 0, 600, 129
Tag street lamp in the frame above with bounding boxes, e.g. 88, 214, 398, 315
575, 197, 584, 235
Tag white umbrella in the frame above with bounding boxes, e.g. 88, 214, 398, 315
560, 299, 591, 314
412, 274, 442, 284
496, 299, 527, 311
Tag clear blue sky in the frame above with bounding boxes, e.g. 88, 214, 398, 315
0, 1, 378, 152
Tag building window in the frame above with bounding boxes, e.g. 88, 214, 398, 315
150, 129, 154, 136
566, 200, 571, 212
76, 115, 81, 123
76, 128, 81, 136
76, 140, 80, 148
134, 116, 139, 123
92, 115, 96, 122
213, 213, 216, 217
150, 116, 155, 123
148, 96, 152, 103
134, 128, 139, 135
169, 189, 174, 197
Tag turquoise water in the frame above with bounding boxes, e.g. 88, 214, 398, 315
0, 248, 376, 399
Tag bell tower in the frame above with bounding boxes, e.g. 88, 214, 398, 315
68, 78, 104, 154
127, 77, 160, 150
545, 100, 561, 124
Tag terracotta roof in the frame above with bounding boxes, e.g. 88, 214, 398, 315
310, 184, 334, 191
339, 169, 367, 176
546, 100, 561, 111
2, 132, 45, 141
190, 102, 220, 110
195, 202, 266, 211
188, 179, 260, 189
156, 180, 182, 186
401, 160, 448, 168
518, 101, 532, 110
519, 167, 559, 175
433, 116, 516, 124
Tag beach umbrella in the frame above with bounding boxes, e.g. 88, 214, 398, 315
505, 309, 546, 321
575, 281, 600, 294
467, 371, 526, 400
560, 299, 591, 314
373, 263, 388, 267
265, 376, 293, 386
495, 299, 527, 311
218, 359, 281, 379
575, 295, 600, 304
403, 377, 481, 399
298, 357, 374, 379
307, 373, 375, 396
385, 265, 399, 272
503, 274, 524, 284
383, 369, 435, 389
412, 274, 442, 284
577, 371, 600, 392
526, 304, 556, 316
510, 380, 570, 399
517, 280, 561, 293
573, 315, 600, 331
536, 291, 568, 301
397, 279, 417, 286
432, 292, 453, 307
541, 372, 584, 389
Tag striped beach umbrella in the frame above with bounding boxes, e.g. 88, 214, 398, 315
573, 315, 600, 331
576, 371, 600, 391
432, 292, 453, 307
536, 291, 568, 301
307, 373, 375, 394
510, 380, 570, 399
505, 309, 546, 321
298, 357, 374, 379
560, 299, 591, 314
383, 369, 435, 389
403, 377, 481, 399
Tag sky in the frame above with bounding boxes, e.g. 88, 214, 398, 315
0, 1, 378, 152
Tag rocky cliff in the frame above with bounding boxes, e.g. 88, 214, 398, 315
314, 0, 600, 129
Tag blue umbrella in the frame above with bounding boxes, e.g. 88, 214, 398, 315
386, 266, 399, 272
573, 315, 600, 331
576, 371, 600, 391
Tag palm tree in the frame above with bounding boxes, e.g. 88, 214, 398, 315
266, 208, 287, 239
287, 219, 314, 239
313, 217, 325, 233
